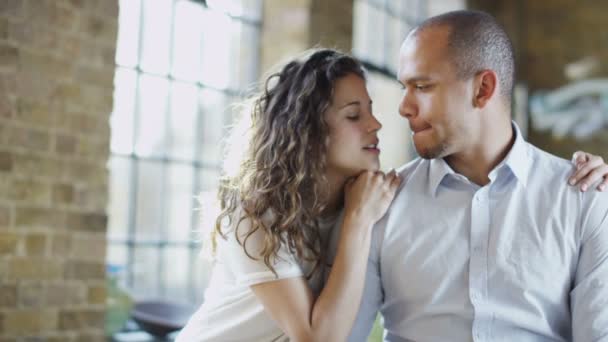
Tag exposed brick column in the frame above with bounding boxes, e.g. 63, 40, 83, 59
260, 0, 353, 75
0, 0, 117, 340
310, 0, 353, 52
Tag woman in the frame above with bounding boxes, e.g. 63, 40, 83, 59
177, 49, 608, 341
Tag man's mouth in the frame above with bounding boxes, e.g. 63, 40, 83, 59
411, 126, 432, 134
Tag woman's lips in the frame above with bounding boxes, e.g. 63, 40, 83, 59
363, 146, 380, 154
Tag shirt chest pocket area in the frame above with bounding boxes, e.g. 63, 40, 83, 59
498, 222, 575, 295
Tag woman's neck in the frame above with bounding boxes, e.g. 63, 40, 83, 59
321, 172, 347, 218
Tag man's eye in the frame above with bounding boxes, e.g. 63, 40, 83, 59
415, 84, 430, 90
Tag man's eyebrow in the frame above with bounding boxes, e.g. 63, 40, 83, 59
403, 76, 433, 83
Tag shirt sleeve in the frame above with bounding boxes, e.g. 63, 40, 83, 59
217, 209, 303, 287
570, 195, 608, 341
348, 223, 385, 342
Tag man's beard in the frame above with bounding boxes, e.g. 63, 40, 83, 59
416, 140, 448, 159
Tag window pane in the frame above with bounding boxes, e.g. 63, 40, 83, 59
140, 0, 173, 74
197, 169, 221, 200
168, 82, 198, 161
171, 0, 203, 82
111, 67, 137, 154
195, 167, 221, 245
240, 0, 263, 21
107, 156, 132, 240
367, 3, 386, 66
239, 25, 260, 90
367, 0, 384, 8
135, 160, 164, 241
387, 16, 403, 73
166, 164, 195, 242
235, 23, 260, 90
229, 21, 243, 91
162, 247, 190, 300
109, 0, 261, 305
353, 1, 370, 60
192, 252, 213, 304
135, 74, 169, 158
200, 8, 232, 89
106, 244, 128, 272
198, 89, 228, 165
206, 0, 251, 18
116, 0, 142, 67
132, 246, 160, 299
387, 0, 399, 16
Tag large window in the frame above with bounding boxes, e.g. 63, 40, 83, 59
353, 0, 425, 77
107, 0, 261, 304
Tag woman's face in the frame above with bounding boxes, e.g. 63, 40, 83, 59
324, 73, 382, 180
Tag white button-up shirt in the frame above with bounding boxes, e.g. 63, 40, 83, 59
349, 125, 608, 341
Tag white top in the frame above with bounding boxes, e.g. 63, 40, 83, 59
349, 123, 608, 341
177, 208, 342, 342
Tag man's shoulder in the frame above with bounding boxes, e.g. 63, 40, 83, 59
526, 142, 608, 220
526, 142, 573, 178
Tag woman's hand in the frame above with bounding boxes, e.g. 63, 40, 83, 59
343, 169, 401, 224
569, 151, 608, 192
251, 170, 400, 342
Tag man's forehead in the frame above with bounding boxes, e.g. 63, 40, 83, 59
398, 39, 435, 75
400, 26, 449, 55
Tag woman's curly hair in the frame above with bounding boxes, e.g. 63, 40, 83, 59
209, 49, 367, 278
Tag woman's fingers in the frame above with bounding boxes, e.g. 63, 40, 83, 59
597, 176, 608, 192
572, 151, 589, 167
569, 154, 605, 190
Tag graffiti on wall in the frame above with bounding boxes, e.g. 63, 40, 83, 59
529, 79, 608, 139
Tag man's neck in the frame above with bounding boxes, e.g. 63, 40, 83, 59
444, 119, 515, 186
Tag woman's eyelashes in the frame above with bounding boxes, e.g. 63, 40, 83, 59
346, 114, 360, 121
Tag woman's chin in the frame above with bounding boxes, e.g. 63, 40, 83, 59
356, 162, 380, 174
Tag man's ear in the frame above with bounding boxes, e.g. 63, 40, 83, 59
472, 70, 498, 108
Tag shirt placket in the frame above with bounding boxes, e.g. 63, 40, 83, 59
469, 185, 492, 341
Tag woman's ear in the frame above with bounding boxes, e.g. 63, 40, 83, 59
472, 70, 498, 108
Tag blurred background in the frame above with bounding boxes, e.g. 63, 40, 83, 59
1, 0, 607, 340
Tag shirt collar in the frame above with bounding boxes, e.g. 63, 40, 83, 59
428, 157, 455, 197
427, 121, 530, 197
498, 121, 530, 187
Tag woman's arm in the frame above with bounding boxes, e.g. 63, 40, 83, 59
251, 170, 400, 342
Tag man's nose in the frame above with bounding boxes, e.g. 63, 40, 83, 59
399, 90, 416, 118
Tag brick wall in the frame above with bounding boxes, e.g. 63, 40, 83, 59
0, 0, 116, 340
260, 0, 353, 75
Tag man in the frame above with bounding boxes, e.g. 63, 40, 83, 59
349, 10, 608, 341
